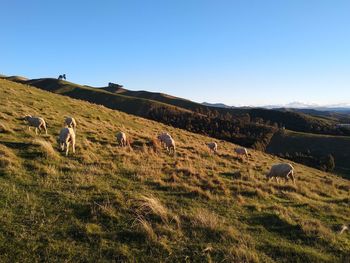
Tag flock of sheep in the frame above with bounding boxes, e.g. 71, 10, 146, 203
22, 115, 296, 183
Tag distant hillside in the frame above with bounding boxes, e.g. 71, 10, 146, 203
3, 77, 277, 151
98, 84, 348, 137
267, 130, 350, 177
0, 78, 349, 262
202, 102, 232, 108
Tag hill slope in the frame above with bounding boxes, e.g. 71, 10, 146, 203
7, 76, 342, 137
0, 78, 349, 262
8, 76, 349, 175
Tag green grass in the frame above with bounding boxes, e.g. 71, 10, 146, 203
0, 78, 349, 262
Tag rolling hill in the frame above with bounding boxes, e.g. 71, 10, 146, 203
0, 78, 349, 262
2, 75, 350, 176
3, 75, 343, 137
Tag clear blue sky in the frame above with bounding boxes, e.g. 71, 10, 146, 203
1, 0, 350, 106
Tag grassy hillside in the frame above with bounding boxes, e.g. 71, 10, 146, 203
6, 76, 343, 137
99, 83, 344, 136
267, 130, 350, 177
6, 77, 277, 151
25, 78, 195, 117
0, 78, 349, 262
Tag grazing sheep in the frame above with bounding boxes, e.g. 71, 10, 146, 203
116, 131, 127, 147
157, 132, 172, 148
64, 116, 77, 131
267, 163, 295, 184
58, 127, 76, 156
234, 147, 248, 159
207, 142, 218, 153
23, 115, 47, 135
163, 136, 176, 155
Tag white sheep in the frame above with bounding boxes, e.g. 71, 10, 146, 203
157, 132, 172, 148
58, 127, 76, 156
163, 136, 176, 155
116, 131, 127, 147
234, 147, 248, 159
64, 116, 77, 131
267, 163, 295, 184
23, 115, 47, 135
207, 142, 218, 153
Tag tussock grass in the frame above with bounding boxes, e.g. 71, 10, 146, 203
32, 138, 59, 159
0, 144, 19, 172
133, 195, 170, 224
0, 122, 13, 134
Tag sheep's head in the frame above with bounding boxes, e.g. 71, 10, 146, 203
266, 171, 273, 180
23, 115, 32, 121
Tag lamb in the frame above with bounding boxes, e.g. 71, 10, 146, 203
64, 116, 77, 131
234, 147, 248, 158
23, 115, 47, 135
267, 163, 295, 184
116, 131, 127, 147
58, 127, 76, 156
207, 142, 218, 153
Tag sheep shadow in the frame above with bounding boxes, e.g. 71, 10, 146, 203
220, 171, 241, 179
0, 140, 32, 150
219, 153, 247, 163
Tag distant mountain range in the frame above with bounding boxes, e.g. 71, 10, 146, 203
202, 101, 350, 114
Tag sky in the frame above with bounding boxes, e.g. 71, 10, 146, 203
1, 0, 350, 106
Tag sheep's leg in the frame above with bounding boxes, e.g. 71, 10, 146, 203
65, 142, 70, 156
288, 171, 295, 184
72, 141, 75, 154
35, 127, 38, 135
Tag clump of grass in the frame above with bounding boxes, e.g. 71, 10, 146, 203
188, 208, 239, 242
236, 194, 245, 205
225, 244, 259, 263
297, 218, 333, 241
32, 139, 59, 159
85, 223, 103, 235
0, 144, 19, 171
133, 195, 170, 224
135, 217, 157, 242
0, 122, 13, 133
191, 208, 222, 231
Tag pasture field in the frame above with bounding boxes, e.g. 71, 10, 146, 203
0, 79, 349, 262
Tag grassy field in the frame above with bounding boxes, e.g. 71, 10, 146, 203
0, 78, 349, 262
267, 130, 350, 177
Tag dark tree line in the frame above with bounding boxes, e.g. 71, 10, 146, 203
277, 152, 335, 172
148, 106, 278, 150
